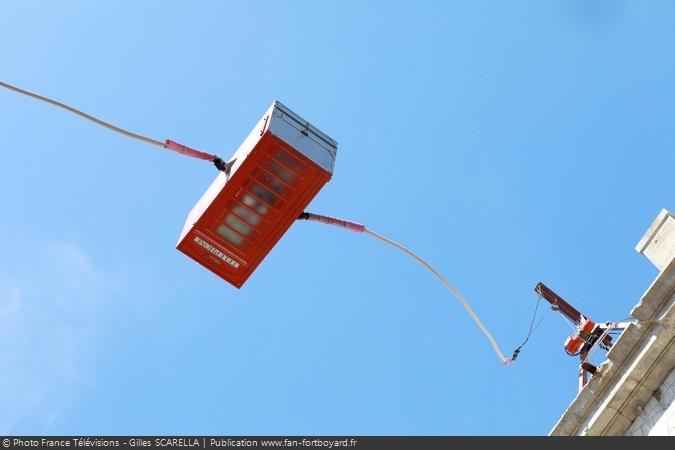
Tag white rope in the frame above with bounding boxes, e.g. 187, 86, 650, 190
0, 80, 165, 147
364, 228, 510, 363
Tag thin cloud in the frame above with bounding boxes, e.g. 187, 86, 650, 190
0, 242, 114, 433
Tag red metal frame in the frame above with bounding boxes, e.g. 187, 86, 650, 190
177, 132, 331, 288
534, 282, 628, 391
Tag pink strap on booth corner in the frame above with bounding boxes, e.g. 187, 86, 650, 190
164, 139, 216, 162
304, 212, 366, 233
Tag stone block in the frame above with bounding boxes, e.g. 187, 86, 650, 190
636, 209, 675, 272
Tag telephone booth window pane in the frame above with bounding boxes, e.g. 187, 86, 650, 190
232, 204, 262, 226
275, 150, 303, 173
265, 159, 296, 184
225, 214, 253, 236
216, 225, 244, 246
257, 171, 286, 195
250, 183, 278, 206
242, 194, 269, 215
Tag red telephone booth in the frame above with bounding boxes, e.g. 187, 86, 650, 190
177, 101, 337, 288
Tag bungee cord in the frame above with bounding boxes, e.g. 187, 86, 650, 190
1, 80, 165, 147
0, 80, 231, 171
298, 212, 515, 364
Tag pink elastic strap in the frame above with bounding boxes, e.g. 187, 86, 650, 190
164, 139, 216, 162
305, 213, 366, 233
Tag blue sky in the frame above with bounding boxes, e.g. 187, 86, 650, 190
1, 0, 674, 436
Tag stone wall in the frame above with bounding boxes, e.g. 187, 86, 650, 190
626, 367, 675, 436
